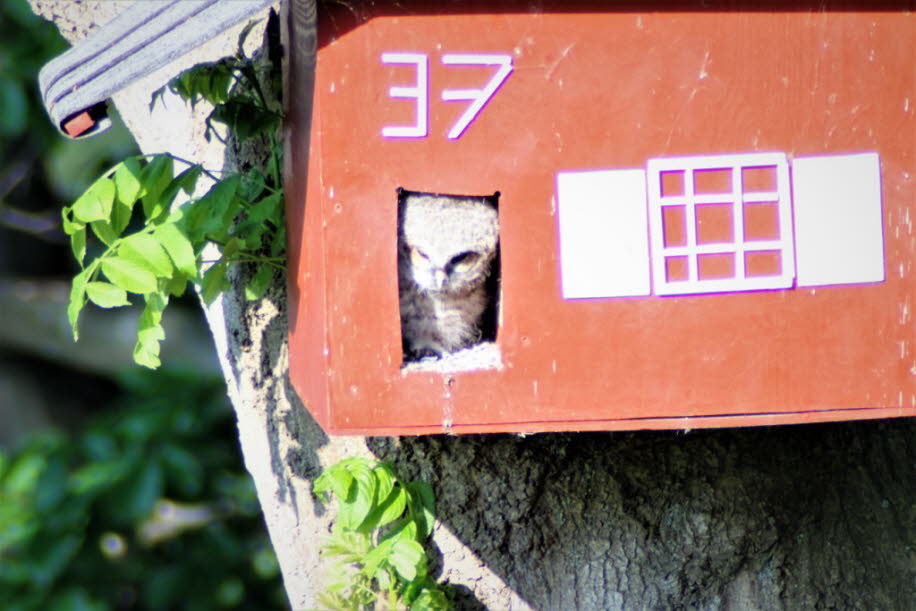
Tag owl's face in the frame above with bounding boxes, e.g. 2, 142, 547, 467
400, 194, 499, 295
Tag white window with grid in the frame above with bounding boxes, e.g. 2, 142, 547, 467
646, 153, 795, 296
556, 151, 883, 300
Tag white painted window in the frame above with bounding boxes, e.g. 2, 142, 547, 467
646, 153, 795, 295
556, 151, 884, 300
556, 169, 650, 299
791, 153, 884, 287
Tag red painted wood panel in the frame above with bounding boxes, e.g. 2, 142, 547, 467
285, 1, 915, 435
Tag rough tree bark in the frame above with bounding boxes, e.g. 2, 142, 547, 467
30, 2, 914, 610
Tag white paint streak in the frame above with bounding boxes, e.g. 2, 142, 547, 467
698, 50, 710, 80
545, 43, 575, 81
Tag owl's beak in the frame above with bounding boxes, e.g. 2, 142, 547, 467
432, 269, 447, 290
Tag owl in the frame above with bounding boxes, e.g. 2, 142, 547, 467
397, 190, 500, 361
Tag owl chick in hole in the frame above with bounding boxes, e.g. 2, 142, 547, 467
398, 190, 500, 361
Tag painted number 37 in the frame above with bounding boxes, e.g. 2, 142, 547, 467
381, 53, 513, 140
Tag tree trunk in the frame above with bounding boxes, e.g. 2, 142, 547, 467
30, 2, 915, 609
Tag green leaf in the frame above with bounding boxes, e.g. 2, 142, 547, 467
35, 454, 69, 511
112, 158, 142, 234
4, 453, 45, 496
153, 223, 197, 277
382, 518, 418, 547
234, 191, 283, 249
408, 583, 451, 610
182, 174, 241, 242
240, 168, 266, 202
68, 269, 90, 341
356, 464, 404, 534
61, 208, 83, 236
164, 275, 188, 298
244, 264, 273, 301
101, 256, 158, 294
270, 225, 286, 257
133, 293, 168, 368
200, 261, 229, 305
69, 460, 126, 496
314, 464, 354, 503
70, 226, 86, 264
159, 444, 203, 497
344, 463, 376, 531
215, 577, 245, 607
30, 534, 82, 589
147, 165, 203, 224
49, 587, 106, 611
374, 463, 396, 499
221, 237, 244, 260
85, 281, 130, 308
114, 158, 143, 207
71, 177, 115, 224
175, 164, 203, 196
212, 100, 280, 142
89, 220, 118, 247
80, 431, 117, 461
361, 537, 396, 579
246, 191, 283, 224
140, 291, 168, 327
133, 338, 161, 370
375, 487, 408, 531
406, 482, 436, 539
117, 459, 163, 522
140, 155, 174, 220
237, 20, 259, 57
120, 232, 174, 278
388, 540, 424, 582
0, 506, 38, 551
168, 59, 233, 106
252, 546, 281, 579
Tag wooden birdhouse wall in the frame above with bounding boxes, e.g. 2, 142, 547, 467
285, 0, 916, 435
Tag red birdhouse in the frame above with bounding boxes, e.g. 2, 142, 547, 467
284, 1, 915, 435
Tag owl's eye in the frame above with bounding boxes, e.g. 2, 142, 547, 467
411, 248, 430, 265
448, 251, 480, 270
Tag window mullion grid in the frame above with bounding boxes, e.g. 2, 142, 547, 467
684, 168, 699, 283
732, 164, 746, 281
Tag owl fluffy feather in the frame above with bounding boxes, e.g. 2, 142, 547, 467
397, 191, 499, 360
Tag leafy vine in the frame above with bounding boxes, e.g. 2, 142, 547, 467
63, 22, 284, 368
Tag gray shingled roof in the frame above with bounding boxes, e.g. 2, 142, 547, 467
39, 0, 276, 138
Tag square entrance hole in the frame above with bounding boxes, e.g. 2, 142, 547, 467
397, 189, 501, 371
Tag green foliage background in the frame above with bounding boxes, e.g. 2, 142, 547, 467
0, 2, 287, 608
0, 371, 287, 611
